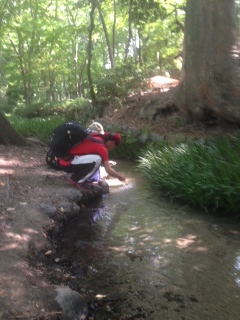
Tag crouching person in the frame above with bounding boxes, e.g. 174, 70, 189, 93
59, 132, 125, 193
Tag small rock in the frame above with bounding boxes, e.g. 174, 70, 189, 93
55, 286, 88, 320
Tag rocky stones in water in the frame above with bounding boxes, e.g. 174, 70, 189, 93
55, 286, 88, 320
77, 180, 109, 204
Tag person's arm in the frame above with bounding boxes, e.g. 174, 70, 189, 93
103, 160, 125, 182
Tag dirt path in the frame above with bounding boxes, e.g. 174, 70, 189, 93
0, 143, 73, 320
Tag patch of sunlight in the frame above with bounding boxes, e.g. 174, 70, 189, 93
234, 256, 240, 271
129, 226, 141, 231
185, 234, 197, 240
176, 237, 195, 249
23, 228, 39, 234
95, 294, 107, 300
4, 232, 30, 241
192, 264, 207, 272
0, 158, 23, 174
120, 182, 135, 189
108, 179, 125, 187
150, 76, 179, 86
0, 169, 14, 174
0, 243, 22, 250
235, 278, 240, 287
108, 178, 134, 189
193, 247, 208, 252
0, 158, 21, 166
0, 232, 31, 251
141, 235, 155, 242
163, 238, 172, 244
108, 246, 126, 253
233, 255, 240, 287
175, 234, 197, 249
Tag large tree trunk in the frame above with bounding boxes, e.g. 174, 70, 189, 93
177, 0, 240, 124
0, 113, 28, 146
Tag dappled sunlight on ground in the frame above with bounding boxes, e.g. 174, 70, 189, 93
175, 234, 197, 249
0, 231, 32, 251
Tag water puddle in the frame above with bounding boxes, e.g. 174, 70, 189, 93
58, 161, 240, 319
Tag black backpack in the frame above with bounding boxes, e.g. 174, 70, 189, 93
49, 121, 90, 158
46, 121, 104, 170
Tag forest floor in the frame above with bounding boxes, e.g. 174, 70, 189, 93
102, 85, 239, 141
0, 88, 240, 319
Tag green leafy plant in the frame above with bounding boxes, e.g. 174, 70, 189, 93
95, 64, 145, 99
6, 114, 68, 141
138, 133, 240, 216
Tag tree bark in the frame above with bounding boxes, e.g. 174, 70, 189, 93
0, 113, 28, 146
177, 0, 240, 124
124, 0, 133, 64
112, 0, 116, 58
87, 0, 97, 105
96, 0, 114, 68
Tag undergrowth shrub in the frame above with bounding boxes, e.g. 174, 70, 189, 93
6, 115, 69, 141
138, 133, 240, 216
13, 98, 96, 123
95, 64, 144, 99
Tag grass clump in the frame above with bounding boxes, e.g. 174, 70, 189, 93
6, 114, 69, 141
138, 134, 240, 215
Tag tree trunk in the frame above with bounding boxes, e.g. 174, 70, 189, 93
0, 113, 28, 146
96, 0, 114, 68
112, 0, 116, 58
124, 0, 133, 64
87, 0, 97, 105
177, 0, 240, 124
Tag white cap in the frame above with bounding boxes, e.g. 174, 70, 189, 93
88, 122, 104, 134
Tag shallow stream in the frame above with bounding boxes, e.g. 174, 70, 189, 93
58, 161, 240, 319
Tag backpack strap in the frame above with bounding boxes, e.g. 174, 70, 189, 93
87, 134, 105, 145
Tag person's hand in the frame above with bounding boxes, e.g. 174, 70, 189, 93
118, 175, 126, 182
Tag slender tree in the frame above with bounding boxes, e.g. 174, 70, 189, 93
87, 0, 97, 104
96, 0, 114, 68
